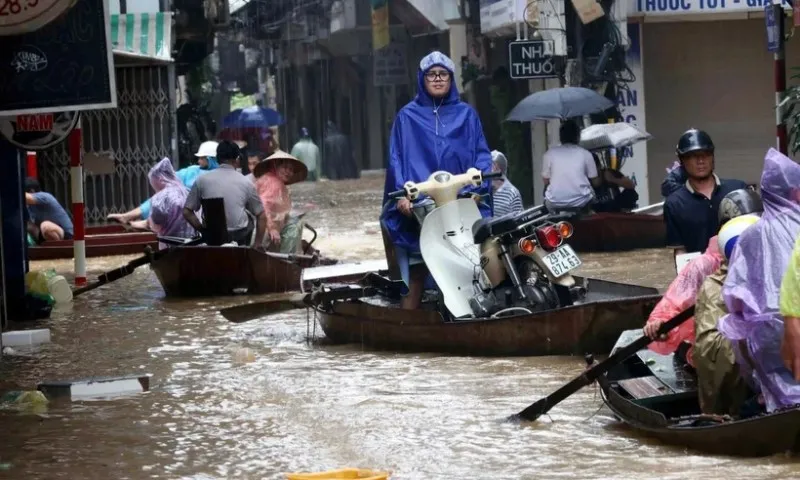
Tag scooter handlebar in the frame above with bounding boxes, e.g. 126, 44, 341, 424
389, 168, 498, 201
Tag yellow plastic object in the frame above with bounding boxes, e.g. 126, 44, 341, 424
25, 271, 50, 296
286, 468, 389, 480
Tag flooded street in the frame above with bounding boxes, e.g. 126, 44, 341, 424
1, 173, 797, 479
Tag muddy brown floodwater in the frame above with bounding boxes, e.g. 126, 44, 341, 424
0, 172, 797, 479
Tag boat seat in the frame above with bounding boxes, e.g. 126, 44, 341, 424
617, 376, 673, 399
200, 197, 230, 246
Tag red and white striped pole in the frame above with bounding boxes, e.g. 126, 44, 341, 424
773, 1, 788, 154
26, 151, 37, 179
68, 116, 86, 287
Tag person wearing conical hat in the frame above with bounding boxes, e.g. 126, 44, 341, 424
253, 149, 308, 253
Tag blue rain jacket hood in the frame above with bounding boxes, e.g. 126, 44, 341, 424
380, 51, 493, 253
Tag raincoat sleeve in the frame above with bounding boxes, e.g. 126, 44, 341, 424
139, 198, 152, 220
380, 114, 419, 252
781, 235, 800, 318
645, 236, 723, 362
148, 196, 169, 232
384, 115, 406, 197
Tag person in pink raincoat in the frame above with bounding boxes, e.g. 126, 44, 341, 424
147, 158, 195, 248
643, 189, 764, 366
643, 236, 724, 366
252, 150, 308, 253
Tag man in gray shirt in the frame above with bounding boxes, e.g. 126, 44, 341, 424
183, 140, 267, 246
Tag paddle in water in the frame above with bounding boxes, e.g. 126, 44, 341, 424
72, 248, 165, 297
508, 305, 695, 422
219, 286, 379, 323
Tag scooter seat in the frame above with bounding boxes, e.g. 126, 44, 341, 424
472, 205, 551, 244
472, 214, 519, 244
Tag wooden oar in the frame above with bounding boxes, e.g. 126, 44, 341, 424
219, 286, 378, 323
72, 248, 164, 297
508, 305, 695, 423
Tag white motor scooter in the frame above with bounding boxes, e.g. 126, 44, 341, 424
389, 168, 583, 319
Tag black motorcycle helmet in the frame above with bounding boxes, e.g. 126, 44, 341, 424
718, 189, 764, 226
676, 129, 715, 157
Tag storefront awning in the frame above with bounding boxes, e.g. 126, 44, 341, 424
110, 12, 173, 63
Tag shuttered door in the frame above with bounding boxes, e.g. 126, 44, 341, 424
643, 19, 799, 200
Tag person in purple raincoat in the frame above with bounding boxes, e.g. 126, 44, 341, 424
147, 158, 195, 248
718, 148, 800, 413
380, 51, 493, 310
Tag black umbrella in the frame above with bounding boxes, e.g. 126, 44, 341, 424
506, 87, 615, 122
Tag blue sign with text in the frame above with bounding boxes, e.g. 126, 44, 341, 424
766, 4, 780, 52
636, 0, 793, 15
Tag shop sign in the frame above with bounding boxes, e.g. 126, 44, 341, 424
0, 110, 79, 150
0, 0, 77, 36
508, 40, 559, 80
0, 0, 116, 116
635, 0, 793, 15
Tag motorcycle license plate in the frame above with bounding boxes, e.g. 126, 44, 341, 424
542, 244, 582, 277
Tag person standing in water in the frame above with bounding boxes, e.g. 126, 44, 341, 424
381, 51, 493, 310
291, 127, 320, 182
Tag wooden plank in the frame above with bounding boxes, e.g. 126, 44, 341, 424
636, 348, 697, 395
618, 376, 673, 399
301, 259, 388, 289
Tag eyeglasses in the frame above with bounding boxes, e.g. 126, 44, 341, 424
425, 70, 450, 81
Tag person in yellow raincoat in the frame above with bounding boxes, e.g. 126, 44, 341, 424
694, 213, 760, 415
781, 234, 800, 380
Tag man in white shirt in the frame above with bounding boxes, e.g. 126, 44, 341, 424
542, 121, 601, 213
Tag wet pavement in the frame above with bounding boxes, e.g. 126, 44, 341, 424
1, 172, 797, 479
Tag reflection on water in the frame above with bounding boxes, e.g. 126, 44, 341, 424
1, 172, 796, 479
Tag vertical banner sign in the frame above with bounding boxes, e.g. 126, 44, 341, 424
618, 23, 649, 206
765, 4, 780, 53
794, 1, 800, 27
371, 0, 390, 51
0, 0, 117, 116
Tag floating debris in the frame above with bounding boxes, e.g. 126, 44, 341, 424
38, 374, 152, 400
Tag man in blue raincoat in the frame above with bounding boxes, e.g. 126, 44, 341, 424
107, 141, 220, 229
381, 51, 493, 310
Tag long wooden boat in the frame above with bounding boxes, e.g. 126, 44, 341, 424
568, 212, 666, 253
28, 223, 158, 261
150, 245, 322, 297
309, 272, 660, 356
598, 330, 800, 457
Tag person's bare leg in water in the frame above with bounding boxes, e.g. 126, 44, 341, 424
401, 264, 428, 310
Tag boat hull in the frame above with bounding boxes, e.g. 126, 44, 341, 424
599, 330, 800, 456
569, 213, 666, 252
28, 229, 158, 261
150, 246, 317, 297
600, 378, 800, 456
316, 278, 660, 356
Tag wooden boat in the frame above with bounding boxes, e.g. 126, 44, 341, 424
598, 330, 800, 457
568, 212, 666, 253
28, 224, 158, 261
305, 260, 660, 356
150, 245, 322, 297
